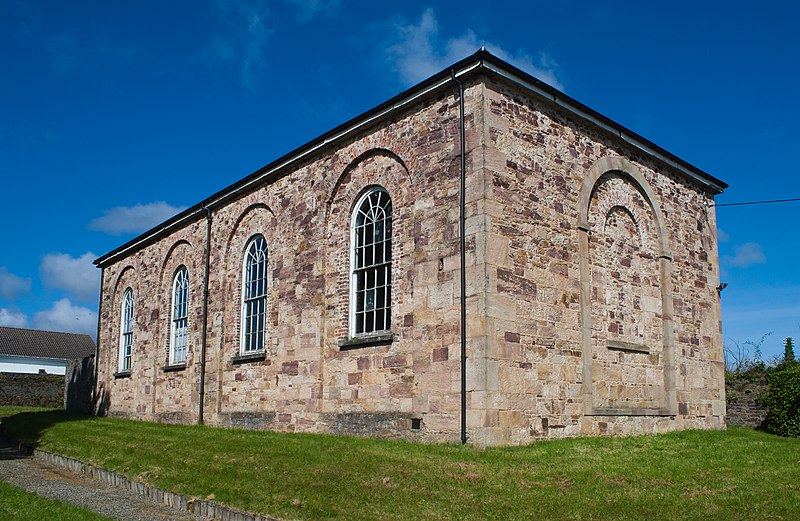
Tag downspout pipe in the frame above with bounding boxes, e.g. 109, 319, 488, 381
198, 206, 212, 424
451, 69, 468, 445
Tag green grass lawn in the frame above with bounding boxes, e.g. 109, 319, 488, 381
1, 410, 798, 520
0, 481, 112, 521
0, 406, 60, 417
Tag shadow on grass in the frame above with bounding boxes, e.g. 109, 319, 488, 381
0, 432, 30, 460
0, 357, 109, 450
0, 409, 93, 448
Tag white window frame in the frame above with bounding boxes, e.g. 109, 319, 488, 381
349, 187, 392, 337
240, 235, 268, 354
118, 288, 134, 372
169, 266, 189, 365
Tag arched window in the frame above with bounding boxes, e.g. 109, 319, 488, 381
351, 187, 392, 336
241, 235, 268, 353
119, 288, 134, 371
170, 267, 189, 365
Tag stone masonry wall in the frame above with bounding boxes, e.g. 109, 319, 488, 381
725, 377, 768, 428
472, 78, 725, 445
95, 71, 726, 446
95, 81, 486, 442
0, 372, 64, 408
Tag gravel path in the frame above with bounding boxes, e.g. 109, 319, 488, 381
0, 438, 207, 521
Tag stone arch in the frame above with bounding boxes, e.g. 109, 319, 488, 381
107, 265, 139, 376
155, 240, 198, 370
578, 156, 676, 416
223, 203, 275, 261
221, 204, 277, 359
324, 148, 413, 344
328, 128, 421, 186
112, 265, 136, 298
592, 178, 658, 254
159, 240, 192, 282
603, 205, 641, 237
594, 175, 654, 253
578, 156, 670, 258
326, 148, 412, 206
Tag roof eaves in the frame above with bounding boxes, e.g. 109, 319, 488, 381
95, 48, 727, 268
94, 51, 487, 268
0, 327, 96, 359
0, 353, 72, 362
477, 54, 728, 194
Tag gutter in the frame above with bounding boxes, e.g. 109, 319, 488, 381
451, 70, 469, 445
198, 206, 212, 424
0, 355, 78, 364
478, 60, 727, 194
93, 59, 484, 269
95, 50, 725, 270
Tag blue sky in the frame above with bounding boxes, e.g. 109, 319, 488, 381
1, 1, 798, 362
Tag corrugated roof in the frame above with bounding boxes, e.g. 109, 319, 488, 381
0, 327, 95, 360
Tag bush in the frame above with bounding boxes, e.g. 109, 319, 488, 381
762, 364, 800, 437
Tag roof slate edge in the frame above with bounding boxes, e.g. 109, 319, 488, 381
94, 49, 727, 268
0, 326, 96, 359
0, 354, 87, 362
0, 326, 94, 341
477, 57, 728, 192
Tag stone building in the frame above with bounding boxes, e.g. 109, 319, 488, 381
94, 50, 727, 446
0, 326, 95, 376
0, 326, 96, 409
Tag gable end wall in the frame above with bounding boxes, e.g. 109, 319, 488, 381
474, 78, 724, 445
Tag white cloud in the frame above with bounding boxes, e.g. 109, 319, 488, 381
40, 252, 100, 303
0, 267, 31, 301
729, 242, 767, 268
88, 201, 187, 235
717, 228, 730, 243
384, 8, 563, 90
0, 308, 28, 328
33, 298, 97, 338
212, 0, 273, 90
204, 1, 336, 88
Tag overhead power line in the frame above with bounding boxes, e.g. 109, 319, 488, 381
710, 197, 800, 208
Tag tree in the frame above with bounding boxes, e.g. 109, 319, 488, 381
784, 337, 796, 365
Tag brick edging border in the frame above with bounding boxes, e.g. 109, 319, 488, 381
29, 446, 279, 521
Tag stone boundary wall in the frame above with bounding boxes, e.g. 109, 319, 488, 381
28, 446, 278, 521
0, 372, 64, 407
0, 357, 95, 410
725, 378, 768, 428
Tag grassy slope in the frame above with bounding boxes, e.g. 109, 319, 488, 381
0, 481, 112, 521
2, 411, 799, 520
